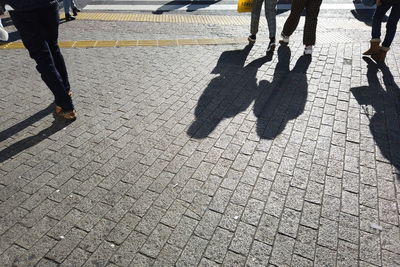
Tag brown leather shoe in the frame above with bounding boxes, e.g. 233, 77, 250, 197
55, 106, 77, 121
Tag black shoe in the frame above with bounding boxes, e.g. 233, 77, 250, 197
266, 40, 276, 53
72, 7, 81, 16
65, 13, 76, 21
248, 34, 256, 43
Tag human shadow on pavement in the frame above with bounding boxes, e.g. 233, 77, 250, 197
351, 57, 400, 171
350, 0, 380, 26
152, 0, 221, 14
0, 103, 54, 143
255, 45, 311, 139
187, 44, 273, 139
0, 105, 71, 163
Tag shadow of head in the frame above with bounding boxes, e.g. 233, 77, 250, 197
211, 44, 254, 75
292, 55, 312, 73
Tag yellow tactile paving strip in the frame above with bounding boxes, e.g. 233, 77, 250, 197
60, 12, 373, 30
0, 37, 250, 50
60, 12, 250, 25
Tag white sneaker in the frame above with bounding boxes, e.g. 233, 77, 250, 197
280, 33, 289, 43
0, 27, 8, 41
304, 45, 313, 55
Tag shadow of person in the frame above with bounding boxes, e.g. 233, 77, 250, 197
350, 0, 386, 26
350, 57, 400, 171
187, 0, 221, 12
255, 44, 311, 139
0, 104, 74, 163
152, 0, 221, 14
0, 103, 54, 143
187, 44, 272, 139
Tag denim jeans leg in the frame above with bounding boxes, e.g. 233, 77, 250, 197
71, 0, 77, 9
39, 5, 71, 91
382, 4, 400, 47
63, 0, 71, 13
371, 4, 391, 39
9, 8, 74, 111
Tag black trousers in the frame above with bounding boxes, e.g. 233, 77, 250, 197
10, 4, 74, 111
282, 0, 322, 46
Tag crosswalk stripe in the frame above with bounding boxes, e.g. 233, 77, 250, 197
84, 3, 375, 11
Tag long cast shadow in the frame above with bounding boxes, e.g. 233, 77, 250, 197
187, 44, 272, 139
0, 103, 54, 143
351, 57, 400, 170
255, 45, 311, 139
0, 104, 72, 163
153, 0, 221, 14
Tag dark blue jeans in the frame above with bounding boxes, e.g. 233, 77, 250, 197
372, 0, 400, 48
10, 4, 74, 111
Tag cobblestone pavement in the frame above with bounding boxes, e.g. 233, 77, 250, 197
1, 10, 400, 267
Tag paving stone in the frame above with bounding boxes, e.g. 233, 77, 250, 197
279, 208, 301, 238
337, 240, 358, 267
269, 233, 295, 266
246, 240, 272, 267
341, 190, 359, 216
153, 244, 182, 267
317, 218, 338, 250
229, 221, 256, 255
110, 231, 147, 266
204, 227, 234, 263
83, 241, 118, 267
264, 191, 285, 218
176, 235, 208, 267
168, 215, 198, 249
61, 248, 91, 266
46, 227, 87, 263
107, 212, 140, 245
222, 251, 246, 266
291, 254, 313, 267
294, 225, 318, 260
195, 209, 223, 240
314, 246, 337, 267
360, 230, 382, 266
338, 212, 359, 244
300, 201, 321, 229
79, 218, 116, 253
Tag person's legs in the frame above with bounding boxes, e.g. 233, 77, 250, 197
371, 3, 391, 40
38, 5, 71, 94
303, 0, 322, 46
63, 0, 71, 14
264, 0, 277, 39
382, 3, 400, 48
373, 3, 400, 62
250, 0, 264, 37
282, 0, 306, 38
9, 8, 74, 112
71, 0, 77, 9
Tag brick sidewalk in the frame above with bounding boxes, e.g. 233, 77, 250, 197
0, 13, 399, 267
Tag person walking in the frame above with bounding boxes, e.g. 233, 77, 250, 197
280, 0, 322, 55
363, 0, 400, 62
63, 0, 81, 21
2, 0, 77, 120
0, 18, 8, 41
248, 0, 277, 53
